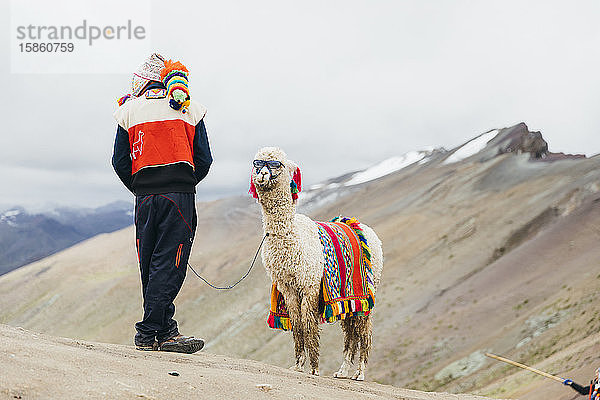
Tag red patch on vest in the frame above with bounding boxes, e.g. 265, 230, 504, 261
128, 119, 196, 174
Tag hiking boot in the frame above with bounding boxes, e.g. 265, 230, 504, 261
135, 340, 158, 351
159, 334, 204, 354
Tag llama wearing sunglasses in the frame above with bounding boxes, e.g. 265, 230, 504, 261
249, 147, 384, 380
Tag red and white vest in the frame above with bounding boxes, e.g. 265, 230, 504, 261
113, 89, 207, 175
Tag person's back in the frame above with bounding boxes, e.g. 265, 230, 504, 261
112, 53, 211, 353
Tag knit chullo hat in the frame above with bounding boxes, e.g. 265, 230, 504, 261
132, 52, 166, 96
117, 52, 166, 106
160, 59, 191, 113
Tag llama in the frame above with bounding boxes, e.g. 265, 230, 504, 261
249, 147, 384, 380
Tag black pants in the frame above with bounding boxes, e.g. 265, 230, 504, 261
134, 193, 197, 345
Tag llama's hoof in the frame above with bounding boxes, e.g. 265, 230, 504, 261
351, 371, 365, 381
289, 364, 303, 372
310, 368, 320, 376
333, 369, 349, 379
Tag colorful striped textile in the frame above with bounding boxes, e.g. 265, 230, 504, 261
267, 282, 291, 330
160, 60, 191, 113
267, 216, 375, 331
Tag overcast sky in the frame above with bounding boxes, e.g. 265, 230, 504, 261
2, 1, 600, 210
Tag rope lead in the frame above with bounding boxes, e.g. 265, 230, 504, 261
187, 233, 268, 290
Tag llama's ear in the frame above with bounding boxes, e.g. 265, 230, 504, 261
249, 170, 258, 199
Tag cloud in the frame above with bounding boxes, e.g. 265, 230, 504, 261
3, 0, 600, 208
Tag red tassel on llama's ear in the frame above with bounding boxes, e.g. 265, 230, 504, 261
293, 167, 302, 193
249, 172, 258, 199
290, 167, 302, 201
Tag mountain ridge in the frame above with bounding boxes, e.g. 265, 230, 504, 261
0, 200, 133, 275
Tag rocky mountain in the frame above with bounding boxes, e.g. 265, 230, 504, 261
0, 201, 133, 275
0, 122, 598, 399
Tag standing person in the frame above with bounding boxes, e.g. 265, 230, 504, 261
563, 368, 600, 398
112, 53, 212, 353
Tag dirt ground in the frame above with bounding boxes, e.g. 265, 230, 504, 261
0, 324, 499, 400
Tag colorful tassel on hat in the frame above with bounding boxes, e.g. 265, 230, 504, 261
117, 94, 132, 107
160, 60, 191, 113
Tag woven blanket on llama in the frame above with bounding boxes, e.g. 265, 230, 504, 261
268, 217, 375, 331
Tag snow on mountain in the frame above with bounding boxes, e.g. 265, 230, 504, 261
2, 210, 21, 217
0, 209, 23, 227
443, 130, 499, 164
299, 149, 443, 213
344, 151, 430, 186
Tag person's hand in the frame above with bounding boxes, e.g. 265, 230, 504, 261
563, 379, 573, 385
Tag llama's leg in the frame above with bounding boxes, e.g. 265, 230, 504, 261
352, 315, 372, 381
334, 318, 357, 378
286, 293, 305, 371
301, 295, 320, 376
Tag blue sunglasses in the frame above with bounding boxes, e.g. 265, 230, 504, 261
253, 160, 283, 170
